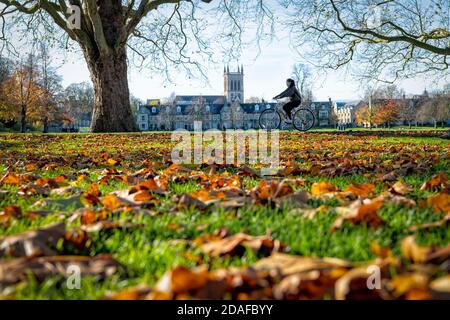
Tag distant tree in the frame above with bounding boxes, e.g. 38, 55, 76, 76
399, 100, 417, 128
329, 108, 338, 128
245, 96, 262, 103
130, 95, 143, 118
63, 82, 94, 123
160, 92, 177, 105
373, 100, 400, 128
355, 105, 373, 127
0, 57, 13, 126
35, 42, 63, 132
1, 55, 41, 132
419, 95, 450, 128
291, 63, 314, 103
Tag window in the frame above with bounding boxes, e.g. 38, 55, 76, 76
254, 104, 259, 112
319, 110, 328, 118
152, 107, 156, 113
205, 105, 210, 112
140, 115, 145, 121
177, 106, 181, 113
310, 103, 315, 110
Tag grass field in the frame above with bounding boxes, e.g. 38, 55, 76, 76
0, 131, 449, 300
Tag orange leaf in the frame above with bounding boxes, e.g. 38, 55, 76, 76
344, 183, 375, 198
427, 191, 450, 214
311, 182, 338, 196
101, 194, 125, 210
0, 172, 21, 185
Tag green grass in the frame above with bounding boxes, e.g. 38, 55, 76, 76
0, 131, 449, 299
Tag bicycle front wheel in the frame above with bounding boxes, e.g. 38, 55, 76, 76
259, 109, 281, 130
292, 108, 315, 132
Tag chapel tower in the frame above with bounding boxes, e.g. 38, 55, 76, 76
224, 65, 244, 102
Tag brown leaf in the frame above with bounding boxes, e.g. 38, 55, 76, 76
427, 191, 450, 214
87, 182, 101, 197
332, 199, 385, 230
104, 284, 152, 300
253, 253, 351, 277
174, 193, 208, 210
387, 273, 430, 299
0, 205, 22, 223
389, 181, 413, 196
0, 222, 66, 258
344, 183, 375, 198
334, 266, 384, 300
200, 233, 285, 257
421, 172, 448, 191
80, 220, 143, 233
154, 266, 209, 294
0, 254, 122, 286
401, 236, 432, 263
275, 190, 309, 208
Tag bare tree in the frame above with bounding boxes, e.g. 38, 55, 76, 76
283, 0, 450, 82
63, 82, 94, 122
37, 42, 63, 133
291, 63, 314, 102
0, 0, 273, 132
399, 99, 416, 128
245, 96, 262, 103
417, 95, 450, 128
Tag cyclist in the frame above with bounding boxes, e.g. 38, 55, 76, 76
273, 78, 302, 123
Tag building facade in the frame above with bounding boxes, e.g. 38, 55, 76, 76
137, 65, 336, 131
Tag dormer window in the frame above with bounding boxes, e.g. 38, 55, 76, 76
255, 104, 260, 112
177, 106, 181, 113
205, 105, 210, 112
152, 107, 156, 113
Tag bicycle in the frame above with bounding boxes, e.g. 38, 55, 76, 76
259, 100, 316, 131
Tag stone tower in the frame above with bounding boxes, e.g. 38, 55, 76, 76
224, 65, 244, 102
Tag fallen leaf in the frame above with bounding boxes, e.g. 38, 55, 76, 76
389, 181, 413, 195
0, 222, 66, 258
0, 254, 122, 286
387, 273, 430, 299
344, 183, 375, 198
427, 191, 450, 214
421, 172, 448, 191
199, 233, 285, 257
332, 199, 384, 230
311, 182, 338, 196
0, 171, 21, 185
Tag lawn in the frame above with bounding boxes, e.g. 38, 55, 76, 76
0, 131, 449, 300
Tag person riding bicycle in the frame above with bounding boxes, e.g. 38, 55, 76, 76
273, 78, 302, 123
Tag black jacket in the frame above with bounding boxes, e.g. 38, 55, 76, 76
274, 86, 302, 102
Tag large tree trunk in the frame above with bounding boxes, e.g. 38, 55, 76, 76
86, 48, 138, 132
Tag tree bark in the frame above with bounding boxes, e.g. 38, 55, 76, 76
42, 116, 48, 133
20, 103, 26, 133
85, 48, 138, 133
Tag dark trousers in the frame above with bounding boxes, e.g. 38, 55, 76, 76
282, 101, 301, 119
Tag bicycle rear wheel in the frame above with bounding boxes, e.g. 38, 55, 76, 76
292, 108, 315, 132
259, 109, 281, 130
